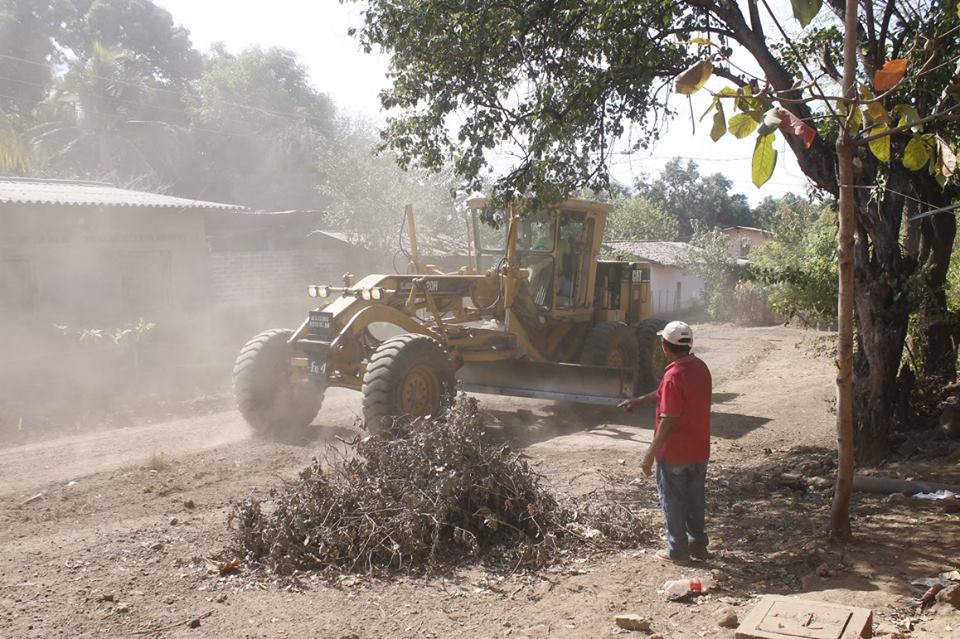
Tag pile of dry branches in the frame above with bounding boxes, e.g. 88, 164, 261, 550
230, 395, 647, 576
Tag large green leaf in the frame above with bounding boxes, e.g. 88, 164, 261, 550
868, 124, 891, 162
752, 133, 778, 187
710, 103, 726, 141
728, 113, 759, 139
892, 104, 922, 130
675, 60, 713, 95
790, 0, 823, 26
903, 136, 929, 171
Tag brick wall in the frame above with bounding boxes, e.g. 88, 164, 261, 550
209, 250, 307, 306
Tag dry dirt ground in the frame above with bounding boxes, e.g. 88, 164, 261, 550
2, 324, 959, 639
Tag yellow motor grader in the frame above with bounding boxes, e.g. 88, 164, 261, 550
233, 197, 668, 437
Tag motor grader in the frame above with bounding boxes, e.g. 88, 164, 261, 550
233, 197, 668, 438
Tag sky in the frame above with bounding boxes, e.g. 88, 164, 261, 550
155, 0, 812, 206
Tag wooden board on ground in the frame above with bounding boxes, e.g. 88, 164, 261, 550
736, 595, 873, 639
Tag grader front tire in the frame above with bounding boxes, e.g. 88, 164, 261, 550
361, 334, 456, 434
581, 321, 641, 397
233, 329, 323, 442
635, 318, 669, 393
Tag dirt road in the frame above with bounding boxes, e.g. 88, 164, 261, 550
2, 324, 958, 638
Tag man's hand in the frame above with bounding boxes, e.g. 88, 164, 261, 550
620, 391, 656, 412
641, 457, 654, 477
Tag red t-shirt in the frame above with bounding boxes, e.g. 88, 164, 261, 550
654, 354, 712, 464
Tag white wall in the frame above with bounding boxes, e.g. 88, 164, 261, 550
649, 264, 704, 317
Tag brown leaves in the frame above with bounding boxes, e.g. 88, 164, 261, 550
776, 108, 816, 149
219, 559, 241, 574
874, 59, 908, 92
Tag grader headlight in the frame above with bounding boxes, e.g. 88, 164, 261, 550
361, 288, 372, 301
370, 287, 384, 301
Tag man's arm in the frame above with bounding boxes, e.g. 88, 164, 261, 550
618, 390, 657, 411
641, 415, 678, 476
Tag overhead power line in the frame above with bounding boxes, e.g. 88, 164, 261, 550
0, 51, 334, 128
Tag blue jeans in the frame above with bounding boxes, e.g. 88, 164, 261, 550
655, 459, 708, 556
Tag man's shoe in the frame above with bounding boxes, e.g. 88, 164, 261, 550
655, 548, 690, 563
689, 545, 713, 560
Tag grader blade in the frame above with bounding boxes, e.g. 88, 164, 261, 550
457, 360, 633, 406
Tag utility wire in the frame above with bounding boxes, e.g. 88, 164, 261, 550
0, 51, 334, 128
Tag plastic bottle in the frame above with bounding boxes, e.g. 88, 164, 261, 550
661, 576, 713, 600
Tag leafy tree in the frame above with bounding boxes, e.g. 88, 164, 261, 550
605, 196, 679, 241
188, 46, 336, 209
1, 0, 201, 183
752, 193, 822, 235
320, 116, 459, 252
61, 0, 201, 88
351, 0, 960, 468
0, 0, 75, 116
749, 208, 839, 327
635, 158, 754, 237
680, 229, 740, 320
25, 42, 193, 185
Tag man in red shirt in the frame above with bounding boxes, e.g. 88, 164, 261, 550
619, 320, 712, 562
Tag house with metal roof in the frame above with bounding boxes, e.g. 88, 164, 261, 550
603, 240, 705, 316
0, 177, 248, 331
0, 177, 254, 413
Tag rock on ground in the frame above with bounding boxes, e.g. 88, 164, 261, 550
614, 614, 651, 631
715, 605, 738, 628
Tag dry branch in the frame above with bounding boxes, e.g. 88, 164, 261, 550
229, 395, 648, 576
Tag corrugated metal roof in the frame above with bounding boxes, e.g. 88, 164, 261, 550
720, 226, 773, 235
0, 177, 246, 210
603, 240, 702, 267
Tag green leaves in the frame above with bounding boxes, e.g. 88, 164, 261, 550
903, 136, 929, 171
710, 103, 726, 142
868, 124, 891, 162
891, 104, 921, 130
790, 0, 823, 27
675, 60, 713, 95
752, 133, 778, 187
728, 113, 759, 139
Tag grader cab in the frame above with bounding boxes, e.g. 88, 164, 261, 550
233, 197, 668, 438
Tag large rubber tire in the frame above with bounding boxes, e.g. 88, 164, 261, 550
635, 318, 669, 393
580, 321, 641, 398
361, 333, 456, 434
233, 329, 323, 441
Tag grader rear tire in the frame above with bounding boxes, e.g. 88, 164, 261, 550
635, 318, 669, 393
233, 329, 323, 442
580, 321, 641, 398
361, 333, 456, 434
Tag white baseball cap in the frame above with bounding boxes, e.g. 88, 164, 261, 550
657, 320, 693, 346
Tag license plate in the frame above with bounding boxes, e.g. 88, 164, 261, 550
309, 312, 332, 334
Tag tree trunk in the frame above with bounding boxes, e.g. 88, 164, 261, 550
830, 0, 858, 541
852, 266, 911, 462
916, 195, 958, 383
